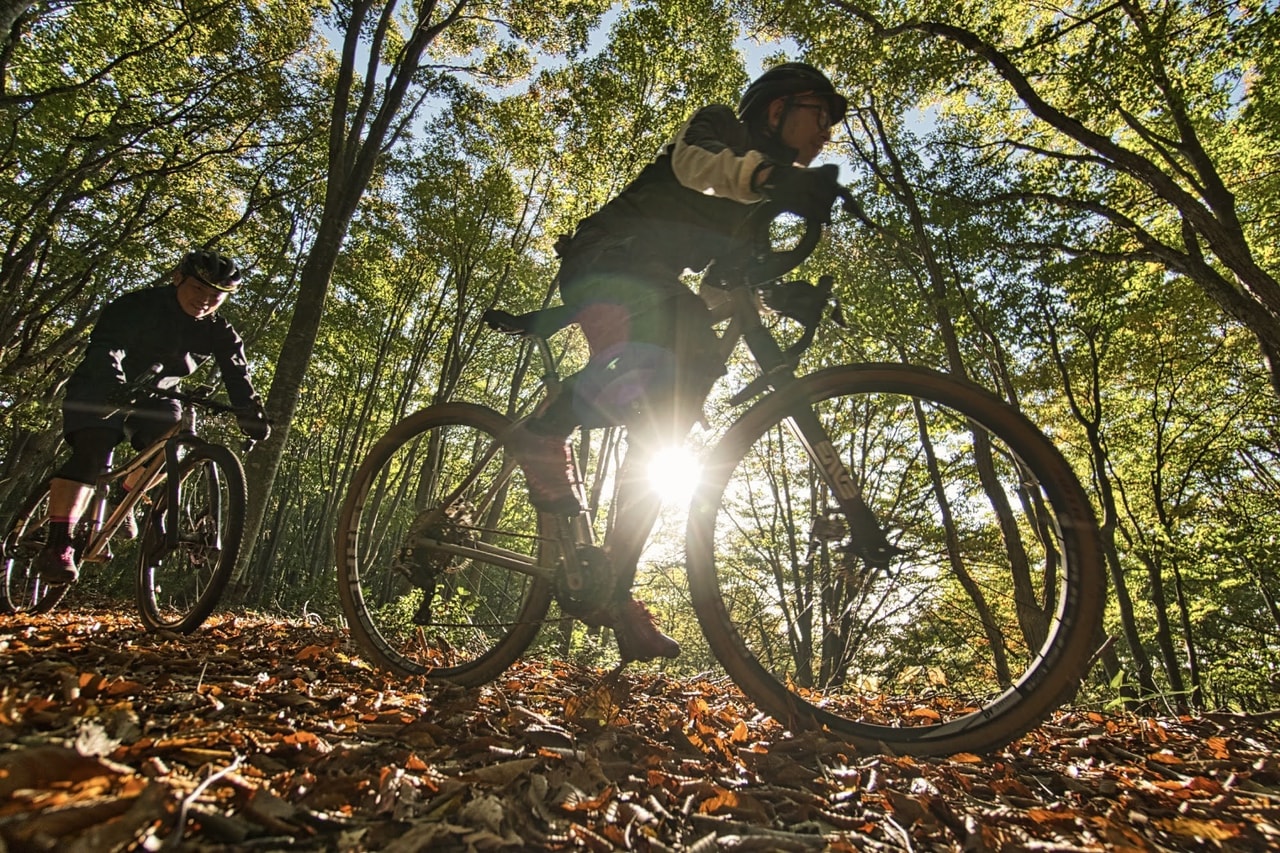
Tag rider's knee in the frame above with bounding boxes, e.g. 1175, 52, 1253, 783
57, 427, 119, 483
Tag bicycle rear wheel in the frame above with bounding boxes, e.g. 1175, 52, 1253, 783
1, 483, 71, 614
688, 363, 1104, 756
336, 402, 553, 684
136, 444, 245, 632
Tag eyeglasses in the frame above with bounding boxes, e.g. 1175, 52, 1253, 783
185, 273, 236, 294
790, 102, 834, 128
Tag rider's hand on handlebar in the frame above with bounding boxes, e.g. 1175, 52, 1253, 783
236, 403, 271, 442
760, 163, 841, 224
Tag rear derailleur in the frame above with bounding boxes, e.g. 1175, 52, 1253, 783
395, 502, 479, 626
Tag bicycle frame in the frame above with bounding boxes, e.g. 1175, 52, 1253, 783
405, 195, 896, 598
413, 270, 893, 595
77, 404, 215, 564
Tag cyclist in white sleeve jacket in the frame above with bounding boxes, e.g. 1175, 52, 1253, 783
509, 62, 848, 661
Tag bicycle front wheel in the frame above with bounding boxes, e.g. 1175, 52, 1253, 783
688, 364, 1104, 756
1, 482, 71, 614
136, 443, 245, 632
336, 402, 552, 684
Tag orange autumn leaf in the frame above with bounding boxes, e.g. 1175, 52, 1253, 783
698, 786, 739, 814
282, 731, 320, 747
295, 644, 328, 662
560, 785, 614, 812
106, 679, 143, 696
1153, 816, 1241, 841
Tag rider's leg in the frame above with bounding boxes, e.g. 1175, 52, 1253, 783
505, 390, 582, 514
600, 391, 720, 662
594, 288, 724, 661
47, 477, 94, 538
519, 245, 722, 660
38, 428, 118, 583
509, 257, 681, 515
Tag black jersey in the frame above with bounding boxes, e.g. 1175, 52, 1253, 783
63, 285, 261, 423
569, 104, 776, 276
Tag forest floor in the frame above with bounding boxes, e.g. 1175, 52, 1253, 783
1, 605, 1278, 852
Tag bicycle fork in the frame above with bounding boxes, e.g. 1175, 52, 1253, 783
741, 321, 901, 569
152, 433, 223, 555
782, 407, 901, 568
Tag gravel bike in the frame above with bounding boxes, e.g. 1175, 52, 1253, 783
2, 376, 250, 632
336, 188, 1105, 755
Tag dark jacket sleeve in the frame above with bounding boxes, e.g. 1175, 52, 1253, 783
210, 319, 262, 410
74, 296, 134, 389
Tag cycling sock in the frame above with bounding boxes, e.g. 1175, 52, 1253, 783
47, 519, 73, 546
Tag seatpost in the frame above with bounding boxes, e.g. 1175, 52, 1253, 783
84, 484, 108, 542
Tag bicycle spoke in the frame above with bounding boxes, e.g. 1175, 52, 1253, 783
337, 403, 552, 683
137, 445, 244, 632
1, 484, 71, 614
689, 365, 1103, 755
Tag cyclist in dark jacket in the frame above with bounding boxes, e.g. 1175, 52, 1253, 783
37, 249, 270, 584
508, 62, 848, 661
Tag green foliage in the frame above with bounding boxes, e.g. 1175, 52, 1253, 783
2, 0, 1278, 707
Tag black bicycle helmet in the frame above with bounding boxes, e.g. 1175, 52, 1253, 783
179, 249, 242, 292
738, 61, 848, 127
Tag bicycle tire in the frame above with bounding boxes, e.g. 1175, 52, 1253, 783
336, 402, 553, 684
135, 443, 245, 633
1, 482, 72, 614
687, 363, 1104, 756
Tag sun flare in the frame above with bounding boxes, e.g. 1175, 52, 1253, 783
646, 445, 703, 505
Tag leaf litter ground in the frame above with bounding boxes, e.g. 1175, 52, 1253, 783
1, 607, 1278, 851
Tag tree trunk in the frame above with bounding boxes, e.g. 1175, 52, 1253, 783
1037, 305, 1160, 704
234, 0, 469, 591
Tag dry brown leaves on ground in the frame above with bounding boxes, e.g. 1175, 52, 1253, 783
1, 607, 1278, 852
